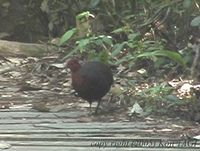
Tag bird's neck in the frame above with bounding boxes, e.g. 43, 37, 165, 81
70, 65, 81, 73
71, 71, 84, 88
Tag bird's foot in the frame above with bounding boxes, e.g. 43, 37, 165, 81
88, 109, 99, 115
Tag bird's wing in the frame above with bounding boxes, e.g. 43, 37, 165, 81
79, 68, 104, 89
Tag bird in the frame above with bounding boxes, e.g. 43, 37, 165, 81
67, 58, 113, 114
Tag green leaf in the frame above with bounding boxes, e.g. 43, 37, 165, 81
59, 28, 76, 46
48, 22, 54, 31
129, 102, 144, 116
165, 95, 180, 102
111, 28, 124, 34
89, 0, 100, 8
115, 53, 135, 65
111, 26, 129, 34
77, 38, 90, 52
128, 33, 140, 40
137, 50, 186, 67
111, 42, 126, 56
98, 50, 109, 63
102, 36, 113, 45
76, 11, 94, 20
183, 0, 192, 8
191, 16, 200, 27
40, 0, 49, 13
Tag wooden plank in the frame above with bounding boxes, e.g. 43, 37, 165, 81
0, 130, 157, 139
0, 127, 167, 134
6, 140, 199, 146
0, 118, 77, 124
0, 122, 174, 131
32, 122, 171, 129
5, 146, 200, 151
0, 111, 86, 118
0, 135, 168, 141
0, 119, 179, 134
0, 115, 175, 130
0, 101, 197, 151
0, 136, 171, 141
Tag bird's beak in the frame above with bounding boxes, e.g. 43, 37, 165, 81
67, 68, 71, 72
63, 61, 70, 72
64, 61, 68, 68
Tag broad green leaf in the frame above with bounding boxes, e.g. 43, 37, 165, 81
102, 36, 113, 45
191, 16, 200, 27
137, 50, 186, 67
183, 0, 192, 8
59, 28, 76, 46
111, 42, 126, 56
128, 33, 140, 40
115, 53, 135, 65
111, 26, 128, 34
77, 38, 90, 52
112, 28, 124, 33
165, 95, 180, 102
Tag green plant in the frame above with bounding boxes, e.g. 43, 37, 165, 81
59, 28, 76, 46
58, 11, 113, 62
111, 27, 186, 69
135, 84, 175, 114
136, 50, 186, 67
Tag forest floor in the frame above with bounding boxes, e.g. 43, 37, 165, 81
0, 56, 199, 150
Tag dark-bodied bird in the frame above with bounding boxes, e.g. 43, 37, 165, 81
67, 58, 113, 114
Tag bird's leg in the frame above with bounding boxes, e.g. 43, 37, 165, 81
95, 99, 101, 114
89, 101, 92, 113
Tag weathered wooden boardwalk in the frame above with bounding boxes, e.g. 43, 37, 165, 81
0, 103, 199, 151
0, 74, 199, 150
